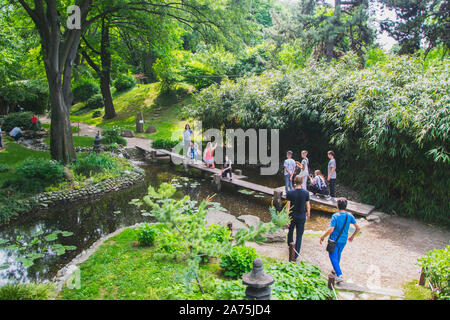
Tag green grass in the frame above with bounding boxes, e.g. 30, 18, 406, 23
41, 123, 80, 133
403, 280, 433, 300
0, 283, 56, 300
0, 139, 50, 184
59, 227, 221, 300
70, 82, 193, 141
43, 136, 94, 148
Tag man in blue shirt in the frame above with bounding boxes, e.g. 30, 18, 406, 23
9, 126, 23, 142
320, 198, 360, 283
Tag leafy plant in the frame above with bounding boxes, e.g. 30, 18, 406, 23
1, 111, 38, 132
0, 163, 10, 173
92, 110, 102, 118
219, 246, 258, 278
417, 245, 450, 300
72, 80, 99, 102
151, 138, 181, 150
136, 223, 157, 247
101, 127, 127, 146
114, 73, 136, 92
0, 283, 56, 300
72, 153, 118, 177
85, 93, 104, 109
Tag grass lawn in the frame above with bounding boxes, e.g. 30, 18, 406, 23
41, 123, 80, 133
0, 139, 50, 184
43, 136, 94, 148
59, 227, 223, 300
70, 83, 193, 141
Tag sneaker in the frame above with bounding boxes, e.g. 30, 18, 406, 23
336, 275, 344, 283
325, 195, 332, 201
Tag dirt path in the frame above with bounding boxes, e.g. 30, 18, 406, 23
40, 115, 152, 149
248, 215, 449, 291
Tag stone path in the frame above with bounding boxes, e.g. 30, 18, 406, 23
40, 115, 152, 149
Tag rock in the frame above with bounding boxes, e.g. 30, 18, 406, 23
206, 209, 248, 236
237, 215, 260, 229
63, 167, 73, 180
366, 215, 381, 223
145, 125, 157, 134
261, 229, 286, 243
120, 129, 135, 138
371, 211, 389, 219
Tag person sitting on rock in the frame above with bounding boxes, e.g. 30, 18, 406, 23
309, 170, 328, 197
221, 156, 232, 180
188, 141, 200, 162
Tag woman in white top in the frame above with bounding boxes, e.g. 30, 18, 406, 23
183, 124, 193, 157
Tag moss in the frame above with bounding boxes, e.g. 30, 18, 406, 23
402, 280, 433, 300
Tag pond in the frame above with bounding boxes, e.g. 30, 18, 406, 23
0, 160, 331, 285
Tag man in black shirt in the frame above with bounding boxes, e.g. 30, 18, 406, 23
286, 175, 311, 261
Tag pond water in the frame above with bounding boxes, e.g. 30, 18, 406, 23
0, 160, 331, 285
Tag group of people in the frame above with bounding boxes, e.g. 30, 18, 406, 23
0, 114, 39, 151
283, 150, 359, 283
284, 149, 337, 200
183, 124, 232, 179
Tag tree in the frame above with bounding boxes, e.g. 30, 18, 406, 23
379, 0, 449, 56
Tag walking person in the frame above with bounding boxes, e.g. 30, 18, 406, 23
284, 150, 296, 194
327, 150, 337, 199
320, 198, 360, 283
30, 114, 39, 131
221, 156, 233, 180
203, 142, 217, 168
286, 175, 311, 261
309, 170, 328, 197
183, 124, 193, 157
296, 150, 309, 190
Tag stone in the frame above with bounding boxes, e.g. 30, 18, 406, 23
120, 129, 135, 138
366, 215, 381, 223
242, 259, 274, 300
136, 111, 144, 133
261, 229, 286, 243
145, 125, 157, 134
371, 211, 389, 219
63, 167, 73, 180
237, 215, 260, 229
206, 209, 248, 236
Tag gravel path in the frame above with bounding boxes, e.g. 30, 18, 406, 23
248, 215, 449, 291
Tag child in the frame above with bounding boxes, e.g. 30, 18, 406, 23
183, 124, 193, 157
284, 151, 296, 194
203, 142, 217, 168
309, 170, 328, 197
221, 156, 232, 180
188, 141, 200, 162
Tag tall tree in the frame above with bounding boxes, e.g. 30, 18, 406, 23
379, 0, 449, 56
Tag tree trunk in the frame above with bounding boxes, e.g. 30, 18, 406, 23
326, 0, 342, 62
101, 18, 116, 120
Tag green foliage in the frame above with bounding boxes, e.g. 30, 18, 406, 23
92, 110, 102, 118
417, 245, 450, 300
86, 94, 104, 109
0, 163, 9, 173
101, 127, 127, 146
0, 283, 56, 300
72, 153, 118, 177
189, 55, 450, 225
267, 261, 334, 300
219, 246, 258, 278
151, 138, 181, 150
72, 80, 100, 102
3, 159, 65, 193
114, 74, 136, 92
402, 280, 433, 300
0, 80, 49, 114
1, 111, 37, 132
136, 223, 158, 247
0, 188, 36, 224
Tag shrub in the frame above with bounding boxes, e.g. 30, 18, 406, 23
85, 94, 104, 109
219, 246, 258, 278
136, 223, 158, 247
0, 283, 56, 300
1, 112, 38, 132
114, 74, 136, 92
72, 81, 100, 102
92, 110, 102, 118
0, 163, 9, 173
151, 138, 181, 150
0, 80, 49, 114
73, 153, 118, 177
417, 245, 450, 300
101, 127, 127, 146
3, 159, 65, 193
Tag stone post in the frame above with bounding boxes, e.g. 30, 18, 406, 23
242, 258, 274, 300
288, 243, 296, 262
235, 169, 242, 176
136, 111, 144, 133
328, 273, 336, 290
273, 190, 283, 211
150, 150, 157, 163
93, 131, 101, 154
213, 173, 221, 192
